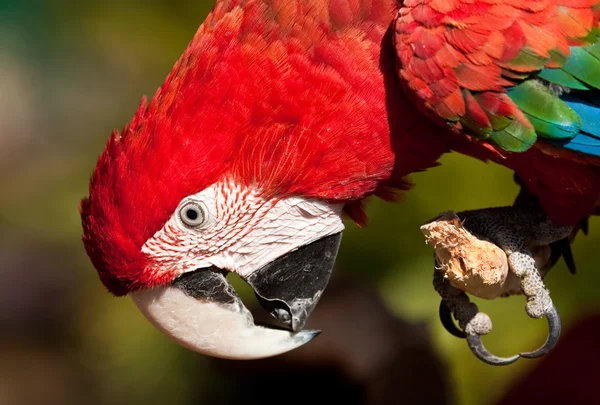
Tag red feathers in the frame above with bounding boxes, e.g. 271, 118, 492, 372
394, 0, 600, 226
81, 0, 445, 295
82, 0, 600, 297
394, 0, 599, 126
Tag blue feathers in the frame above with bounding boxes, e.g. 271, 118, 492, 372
563, 95, 600, 137
537, 34, 600, 158
555, 94, 600, 157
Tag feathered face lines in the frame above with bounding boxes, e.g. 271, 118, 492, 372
142, 179, 345, 278
142, 181, 272, 275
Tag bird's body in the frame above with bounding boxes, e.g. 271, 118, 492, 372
81, 0, 600, 361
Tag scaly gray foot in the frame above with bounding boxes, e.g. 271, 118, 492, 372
434, 206, 572, 365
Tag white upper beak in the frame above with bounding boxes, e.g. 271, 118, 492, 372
131, 285, 319, 360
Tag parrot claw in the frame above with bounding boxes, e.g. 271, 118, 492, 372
438, 297, 520, 366
426, 200, 576, 366
438, 299, 561, 366
467, 303, 561, 365
519, 303, 561, 358
466, 334, 520, 366
439, 300, 466, 338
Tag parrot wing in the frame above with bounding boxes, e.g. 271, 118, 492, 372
394, 0, 600, 156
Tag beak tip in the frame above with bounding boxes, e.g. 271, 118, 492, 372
307, 329, 321, 339
295, 329, 321, 344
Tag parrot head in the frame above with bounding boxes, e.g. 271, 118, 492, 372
80, 0, 401, 360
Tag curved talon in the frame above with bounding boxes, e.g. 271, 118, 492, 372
466, 334, 521, 366
519, 304, 561, 358
439, 300, 466, 338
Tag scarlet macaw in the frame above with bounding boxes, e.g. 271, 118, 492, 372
80, 0, 600, 364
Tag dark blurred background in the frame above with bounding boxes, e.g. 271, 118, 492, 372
2, 1, 599, 404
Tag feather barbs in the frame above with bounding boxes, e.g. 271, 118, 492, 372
394, 0, 600, 152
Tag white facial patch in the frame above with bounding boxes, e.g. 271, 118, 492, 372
142, 180, 345, 278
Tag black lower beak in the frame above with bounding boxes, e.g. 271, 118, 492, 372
133, 233, 342, 359
134, 265, 320, 360
243, 232, 343, 332
172, 266, 239, 305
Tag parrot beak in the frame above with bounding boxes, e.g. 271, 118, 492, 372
130, 232, 342, 360
243, 232, 343, 332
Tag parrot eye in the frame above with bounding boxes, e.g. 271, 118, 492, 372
179, 201, 207, 228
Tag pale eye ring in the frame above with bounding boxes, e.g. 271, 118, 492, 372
179, 201, 207, 228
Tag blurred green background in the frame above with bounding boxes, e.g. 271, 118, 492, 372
2, 1, 599, 404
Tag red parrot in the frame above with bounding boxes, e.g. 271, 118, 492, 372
80, 0, 600, 363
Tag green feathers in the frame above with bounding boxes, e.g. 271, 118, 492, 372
459, 90, 537, 153
561, 47, 600, 90
464, 27, 600, 153
537, 68, 589, 90
489, 36, 600, 152
464, 78, 585, 153
489, 120, 537, 152
508, 81, 582, 140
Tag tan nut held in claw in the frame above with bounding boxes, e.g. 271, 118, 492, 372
420, 211, 549, 300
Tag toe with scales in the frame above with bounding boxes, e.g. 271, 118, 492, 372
427, 205, 573, 365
